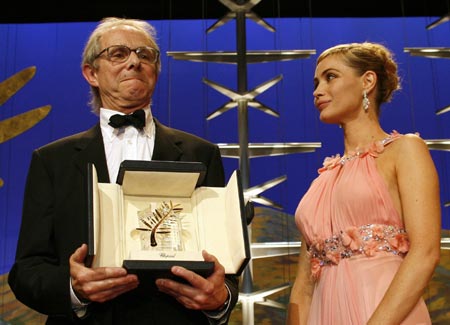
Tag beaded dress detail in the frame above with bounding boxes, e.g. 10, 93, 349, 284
294, 130, 431, 324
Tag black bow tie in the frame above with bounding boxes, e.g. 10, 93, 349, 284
108, 109, 146, 130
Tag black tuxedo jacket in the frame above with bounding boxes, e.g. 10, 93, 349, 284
8, 118, 239, 324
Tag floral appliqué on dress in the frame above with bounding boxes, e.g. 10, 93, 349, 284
308, 224, 409, 280
317, 130, 402, 174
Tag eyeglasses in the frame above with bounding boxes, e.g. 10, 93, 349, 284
95, 45, 160, 64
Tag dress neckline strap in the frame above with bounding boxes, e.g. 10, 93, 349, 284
318, 130, 403, 173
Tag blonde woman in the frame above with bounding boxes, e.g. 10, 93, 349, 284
288, 42, 441, 325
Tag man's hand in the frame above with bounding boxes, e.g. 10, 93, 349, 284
155, 250, 229, 311
69, 244, 139, 303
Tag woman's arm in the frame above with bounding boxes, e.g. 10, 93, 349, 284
287, 239, 314, 325
368, 134, 441, 324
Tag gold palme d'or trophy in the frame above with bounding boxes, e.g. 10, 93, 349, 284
132, 201, 185, 252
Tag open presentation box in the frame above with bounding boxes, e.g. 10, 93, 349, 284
85, 160, 250, 279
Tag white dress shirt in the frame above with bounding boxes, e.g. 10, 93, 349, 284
99, 107, 156, 183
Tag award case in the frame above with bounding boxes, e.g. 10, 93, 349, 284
86, 160, 250, 279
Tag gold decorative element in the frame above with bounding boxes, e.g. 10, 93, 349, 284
0, 105, 51, 144
0, 66, 52, 188
0, 66, 36, 106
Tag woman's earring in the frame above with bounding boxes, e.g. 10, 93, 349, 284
363, 90, 370, 112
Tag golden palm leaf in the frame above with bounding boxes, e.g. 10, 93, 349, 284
0, 66, 52, 187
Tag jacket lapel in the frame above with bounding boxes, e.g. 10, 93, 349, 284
151, 118, 183, 161
73, 124, 110, 183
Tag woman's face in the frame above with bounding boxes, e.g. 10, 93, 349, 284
313, 54, 364, 125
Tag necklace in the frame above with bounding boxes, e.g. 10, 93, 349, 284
339, 134, 393, 165
339, 151, 362, 165
319, 131, 401, 173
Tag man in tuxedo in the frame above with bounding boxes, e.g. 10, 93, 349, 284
8, 17, 238, 324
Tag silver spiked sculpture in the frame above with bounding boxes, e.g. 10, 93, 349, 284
167, 1, 318, 323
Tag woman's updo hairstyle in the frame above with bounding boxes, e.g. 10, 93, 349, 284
317, 42, 401, 112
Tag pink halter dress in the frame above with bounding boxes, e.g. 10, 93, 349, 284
295, 131, 431, 324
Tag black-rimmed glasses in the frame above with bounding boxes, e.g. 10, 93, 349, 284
95, 45, 160, 64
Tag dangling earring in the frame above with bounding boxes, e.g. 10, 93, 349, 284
363, 90, 370, 112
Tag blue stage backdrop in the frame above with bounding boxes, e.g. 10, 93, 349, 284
1, 17, 449, 274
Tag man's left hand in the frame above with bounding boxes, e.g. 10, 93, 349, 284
155, 250, 229, 311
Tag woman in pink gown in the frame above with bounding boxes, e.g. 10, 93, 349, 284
288, 42, 441, 325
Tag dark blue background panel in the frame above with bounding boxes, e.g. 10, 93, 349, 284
1, 17, 449, 274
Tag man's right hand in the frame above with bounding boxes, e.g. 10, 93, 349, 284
69, 244, 139, 303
